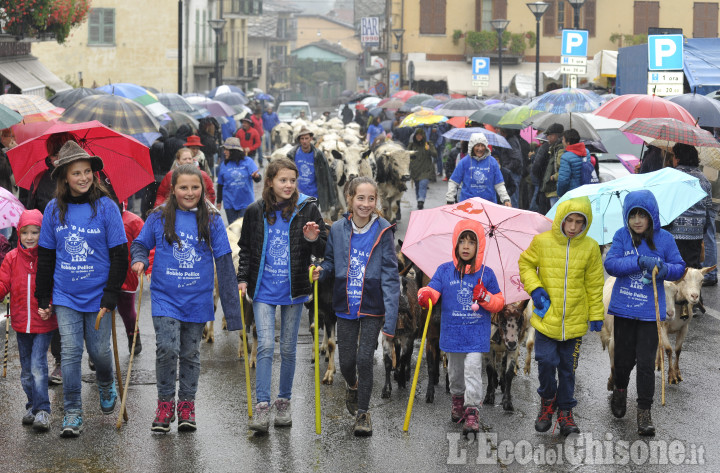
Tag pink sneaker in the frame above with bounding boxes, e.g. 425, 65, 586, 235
151, 399, 175, 433
451, 394, 464, 422
462, 406, 480, 437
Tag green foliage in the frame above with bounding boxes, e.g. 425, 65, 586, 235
291, 59, 345, 87
452, 29, 463, 45
465, 30, 535, 55
609, 33, 648, 47
0, 0, 91, 44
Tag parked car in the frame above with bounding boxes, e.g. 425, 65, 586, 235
594, 129, 644, 182
277, 101, 312, 123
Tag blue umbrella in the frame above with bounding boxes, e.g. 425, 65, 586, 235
442, 127, 511, 148
207, 85, 245, 98
546, 167, 708, 244
529, 87, 603, 114
255, 93, 274, 101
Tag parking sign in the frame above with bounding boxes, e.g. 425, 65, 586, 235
361, 17, 380, 47
472, 57, 490, 76
561, 30, 588, 57
648, 35, 684, 71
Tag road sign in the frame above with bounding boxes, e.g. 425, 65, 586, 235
561, 30, 588, 57
361, 17, 380, 46
374, 81, 387, 96
648, 34, 684, 71
647, 71, 684, 84
472, 80, 490, 87
648, 83, 683, 96
472, 74, 489, 81
561, 56, 587, 66
560, 65, 587, 75
472, 57, 490, 76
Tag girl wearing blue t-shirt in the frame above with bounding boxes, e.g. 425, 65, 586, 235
445, 133, 511, 206
130, 164, 241, 433
35, 141, 128, 438
237, 157, 326, 434
312, 177, 399, 437
416, 219, 505, 437
216, 137, 260, 224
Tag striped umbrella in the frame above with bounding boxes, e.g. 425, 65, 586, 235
96, 83, 170, 117
60, 95, 160, 135
49, 87, 109, 110
528, 87, 603, 114
620, 117, 720, 148
0, 94, 57, 119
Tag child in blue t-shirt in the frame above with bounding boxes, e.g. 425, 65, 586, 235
417, 219, 505, 437
130, 164, 241, 433
217, 137, 261, 225
312, 177, 399, 437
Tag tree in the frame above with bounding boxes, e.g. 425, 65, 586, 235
0, 0, 92, 44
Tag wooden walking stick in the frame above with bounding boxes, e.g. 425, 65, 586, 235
651, 266, 666, 406
309, 267, 321, 434
117, 276, 144, 428
404, 300, 433, 432
3, 297, 9, 378
111, 311, 129, 421
239, 291, 253, 418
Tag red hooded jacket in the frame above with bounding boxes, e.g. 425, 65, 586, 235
121, 211, 144, 292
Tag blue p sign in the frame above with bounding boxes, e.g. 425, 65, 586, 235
648, 35, 684, 70
561, 30, 588, 57
472, 57, 490, 75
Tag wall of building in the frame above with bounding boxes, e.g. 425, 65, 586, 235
296, 16, 362, 53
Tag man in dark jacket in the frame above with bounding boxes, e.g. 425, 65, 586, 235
407, 128, 437, 209
531, 123, 564, 213
198, 118, 219, 175
495, 128, 524, 208
286, 128, 339, 218
341, 104, 354, 125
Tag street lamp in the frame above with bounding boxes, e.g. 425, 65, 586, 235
208, 18, 227, 88
567, 0, 586, 29
393, 29, 405, 89
490, 19, 510, 95
527, 2, 549, 97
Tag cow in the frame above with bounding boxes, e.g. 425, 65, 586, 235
483, 300, 530, 411
271, 122, 293, 149
374, 141, 413, 223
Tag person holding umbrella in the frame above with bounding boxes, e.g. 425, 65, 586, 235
35, 141, 128, 437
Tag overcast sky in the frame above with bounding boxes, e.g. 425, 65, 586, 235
290, 0, 336, 14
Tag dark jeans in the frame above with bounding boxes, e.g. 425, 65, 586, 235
613, 315, 658, 410
675, 238, 702, 269
50, 330, 61, 364
116, 291, 137, 336
153, 316, 205, 400
336, 316, 384, 412
225, 207, 246, 225
17, 331, 54, 413
534, 331, 582, 410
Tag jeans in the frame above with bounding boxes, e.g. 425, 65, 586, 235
55, 305, 114, 413
225, 207, 246, 225
704, 223, 718, 280
509, 171, 522, 208
253, 302, 304, 403
613, 316, 658, 410
263, 130, 273, 153
446, 352, 484, 407
534, 331, 582, 410
336, 316, 383, 412
116, 291, 137, 336
257, 144, 264, 167
548, 196, 559, 208
529, 185, 540, 212
153, 316, 205, 400
414, 179, 429, 204
17, 331, 54, 413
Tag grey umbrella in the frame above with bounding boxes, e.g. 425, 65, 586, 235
524, 112, 601, 141
667, 93, 720, 127
435, 98, 485, 117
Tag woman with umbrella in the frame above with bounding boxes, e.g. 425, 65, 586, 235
407, 128, 437, 210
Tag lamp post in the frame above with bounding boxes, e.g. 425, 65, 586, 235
393, 29, 405, 90
490, 19, 510, 95
527, 2, 549, 97
208, 18, 227, 88
567, 0, 586, 29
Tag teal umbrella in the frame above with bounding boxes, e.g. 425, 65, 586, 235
0, 104, 22, 129
546, 168, 708, 245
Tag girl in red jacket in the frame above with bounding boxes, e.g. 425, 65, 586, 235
0, 209, 57, 432
117, 205, 144, 355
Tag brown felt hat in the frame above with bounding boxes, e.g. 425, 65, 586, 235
295, 127, 314, 142
51, 140, 103, 179
221, 137, 243, 151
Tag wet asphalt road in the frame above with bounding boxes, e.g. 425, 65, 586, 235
1, 179, 719, 472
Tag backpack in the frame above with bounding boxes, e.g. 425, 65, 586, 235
581, 154, 599, 185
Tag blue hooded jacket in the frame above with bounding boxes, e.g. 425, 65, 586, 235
604, 190, 686, 321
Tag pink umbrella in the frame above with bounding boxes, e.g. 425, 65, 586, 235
0, 187, 25, 230
401, 198, 552, 304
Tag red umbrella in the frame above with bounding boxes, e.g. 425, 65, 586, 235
447, 116, 468, 128
593, 94, 695, 125
391, 90, 418, 102
11, 119, 58, 145
450, 93, 467, 99
7, 120, 152, 203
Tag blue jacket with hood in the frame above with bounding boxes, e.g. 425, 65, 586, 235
604, 190, 686, 321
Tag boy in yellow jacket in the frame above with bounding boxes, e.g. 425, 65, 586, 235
518, 196, 604, 436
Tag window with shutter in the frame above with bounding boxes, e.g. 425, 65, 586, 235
543, 0, 556, 37
88, 9, 100, 44
419, 0, 445, 34
493, 0, 507, 19
475, 0, 482, 31
694, 3, 719, 37
88, 8, 115, 46
584, 0, 596, 37
633, 2, 660, 35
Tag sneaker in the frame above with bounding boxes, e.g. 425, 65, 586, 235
555, 409, 580, 436
33, 410, 51, 432
442, 176, 448, 182
49, 364, 62, 385
610, 388, 627, 418
177, 400, 197, 431
451, 394, 464, 423
345, 383, 358, 416
353, 411, 373, 437
128, 331, 143, 355
60, 411, 83, 437
151, 399, 176, 433
249, 402, 270, 433
462, 407, 479, 437
98, 382, 117, 414
535, 397, 556, 432
702, 277, 717, 287
417, 201, 424, 210
22, 408, 35, 425
274, 398, 292, 427
637, 409, 656, 436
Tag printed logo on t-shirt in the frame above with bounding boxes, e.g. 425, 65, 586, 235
629, 271, 645, 290
65, 232, 95, 262
457, 285, 473, 311
268, 233, 289, 265
472, 168, 487, 184
172, 239, 201, 268
299, 163, 312, 179
348, 252, 367, 285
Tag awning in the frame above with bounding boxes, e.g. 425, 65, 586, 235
683, 38, 720, 96
0, 60, 45, 95
17, 58, 72, 93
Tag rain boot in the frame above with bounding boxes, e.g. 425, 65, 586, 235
610, 388, 627, 418
637, 409, 656, 436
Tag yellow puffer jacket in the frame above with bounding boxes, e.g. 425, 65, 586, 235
518, 196, 604, 340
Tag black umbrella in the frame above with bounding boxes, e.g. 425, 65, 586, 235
667, 93, 720, 128
380, 119, 393, 131
49, 88, 109, 110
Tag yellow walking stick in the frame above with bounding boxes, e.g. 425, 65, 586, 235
117, 276, 144, 428
651, 266, 666, 406
309, 266, 321, 434
403, 300, 433, 432
239, 291, 253, 418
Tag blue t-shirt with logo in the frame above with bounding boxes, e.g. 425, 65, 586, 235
336, 220, 379, 320
295, 149, 318, 199
39, 197, 127, 312
427, 261, 500, 353
450, 155, 505, 203
217, 158, 258, 211
134, 209, 230, 323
